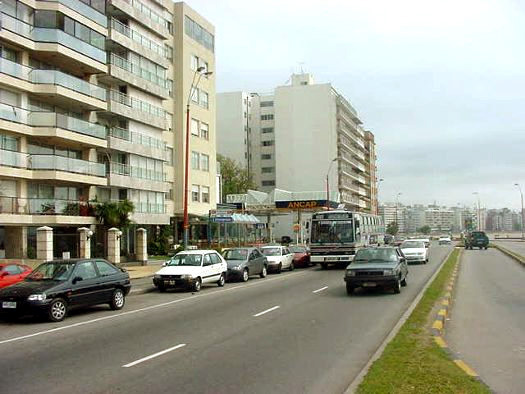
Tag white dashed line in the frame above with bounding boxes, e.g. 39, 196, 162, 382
123, 344, 186, 368
313, 286, 328, 293
253, 305, 280, 317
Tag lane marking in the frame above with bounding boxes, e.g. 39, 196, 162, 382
0, 270, 312, 346
313, 286, 328, 293
123, 344, 186, 368
253, 305, 280, 317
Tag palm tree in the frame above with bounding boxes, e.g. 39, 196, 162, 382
93, 199, 135, 256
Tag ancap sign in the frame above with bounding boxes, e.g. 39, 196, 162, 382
275, 200, 337, 209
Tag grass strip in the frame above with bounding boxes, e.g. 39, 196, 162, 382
357, 249, 490, 394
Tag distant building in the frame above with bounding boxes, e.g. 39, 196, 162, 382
379, 203, 406, 233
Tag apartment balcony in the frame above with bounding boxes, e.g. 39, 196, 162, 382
108, 18, 170, 68
0, 13, 107, 73
0, 196, 96, 225
108, 162, 169, 193
108, 127, 167, 160
45, 0, 108, 28
340, 152, 366, 173
107, 0, 172, 39
340, 166, 367, 185
106, 90, 166, 129
0, 149, 28, 169
130, 202, 169, 225
104, 53, 169, 99
339, 136, 366, 162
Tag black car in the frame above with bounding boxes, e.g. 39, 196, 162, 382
0, 259, 131, 322
465, 231, 489, 250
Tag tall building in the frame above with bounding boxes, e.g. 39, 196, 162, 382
424, 207, 454, 233
379, 203, 406, 233
0, 1, 216, 258
217, 73, 377, 213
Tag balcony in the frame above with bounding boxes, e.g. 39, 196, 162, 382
108, 162, 168, 192
108, 0, 171, 39
108, 127, 166, 159
42, 0, 108, 28
106, 53, 169, 98
30, 112, 107, 140
30, 69, 106, 102
107, 90, 166, 129
0, 148, 28, 168
30, 155, 106, 177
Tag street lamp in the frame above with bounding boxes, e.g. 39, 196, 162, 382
183, 66, 213, 250
472, 192, 481, 231
326, 157, 338, 210
514, 183, 524, 239
376, 178, 384, 215
395, 192, 402, 232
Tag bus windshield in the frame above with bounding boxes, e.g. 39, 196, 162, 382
311, 220, 354, 244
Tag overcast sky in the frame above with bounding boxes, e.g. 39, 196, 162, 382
187, 0, 525, 210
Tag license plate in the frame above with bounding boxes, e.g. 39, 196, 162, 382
362, 282, 376, 287
2, 301, 16, 309
168, 280, 175, 285
326, 257, 338, 261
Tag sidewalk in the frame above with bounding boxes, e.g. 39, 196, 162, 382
126, 260, 165, 280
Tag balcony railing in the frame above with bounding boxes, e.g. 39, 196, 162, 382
110, 18, 168, 59
109, 90, 165, 118
108, 53, 168, 89
30, 69, 107, 101
0, 57, 31, 79
109, 127, 165, 149
0, 13, 32, 40
119, 0, 170, 30
0, 148, 28, 168
0, 196, 93, 216
30, 155, 106, 177
110, 162, 165, 182
134, 202, 166, 214
40, 0, 107, 27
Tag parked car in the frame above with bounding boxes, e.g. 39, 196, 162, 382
409, 237, 430, 248
344, 247, 408, 295
438, 236, 452, 245
153, 250, 227, 292
0, 259, 130, 322
0, 263, 33, 289
288, 245, 312, 268
465, 231, 489, 250
222, 247, 267, 282
260, 246, 294, 273
400, 240, 428, 264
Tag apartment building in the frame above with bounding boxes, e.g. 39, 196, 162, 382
424, 208, 454, 233
0, 1, 216, 258
379, 203, 406, 233
217, 73, 377, 213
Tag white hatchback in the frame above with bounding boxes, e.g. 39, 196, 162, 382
260, 246, 294, 273
400, 240, 428, 264
153, 250, 227, 292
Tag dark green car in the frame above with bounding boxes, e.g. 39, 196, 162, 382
465, 231, 489, 250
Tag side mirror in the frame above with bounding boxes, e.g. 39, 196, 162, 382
72, 276, 83, 284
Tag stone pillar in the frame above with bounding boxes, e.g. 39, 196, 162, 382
135, 228, 148, 266
37, 226, 53, 261
5, 226, 27, 258
107, 227, 121, 265
78, 227, 92, 259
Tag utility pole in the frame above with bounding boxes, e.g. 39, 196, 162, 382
515, 184, 524, 239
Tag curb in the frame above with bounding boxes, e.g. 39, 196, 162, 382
492, 244, 525, 267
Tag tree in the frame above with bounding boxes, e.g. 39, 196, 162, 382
93, 199, 135, 229
417, 225, 432, 235
386, 221, 399, 236
217, 154, 256, 201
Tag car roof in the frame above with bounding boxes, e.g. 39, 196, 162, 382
261, 245, 284, 248
176, 250, 219, 255
223, 247, 256, 251
44, 259, 107, 264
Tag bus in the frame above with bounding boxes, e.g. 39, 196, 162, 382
309, 210, 385, 269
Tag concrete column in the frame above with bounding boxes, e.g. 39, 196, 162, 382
135, 228, 148, 265
5, 226, 27, 258
107, 227, 121, 265
78, 227, 92, 259
37, 226, 53, 261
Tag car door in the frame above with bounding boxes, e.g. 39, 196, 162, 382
201, 254, 215, 284
254, 249, 265, 273
94, 260, 121, 301
397, 249, 408, 279
210, 253, 224, 279
69, 261, 104, 306
248, 251, 259, 274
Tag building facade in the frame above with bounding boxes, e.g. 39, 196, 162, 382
217, 73, 377, 213
379, 203, 406, 233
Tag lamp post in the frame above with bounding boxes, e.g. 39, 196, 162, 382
326, 157, 337, 210
183, 66, 213, 250
514, 183, 524, 239
395, 192, 402, 233
376, 178, 384, 215
473, 192, 481, 231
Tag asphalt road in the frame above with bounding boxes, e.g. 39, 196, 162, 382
492, 240, 525, 257
0, 244, 453, 394
447, 248, 525, 394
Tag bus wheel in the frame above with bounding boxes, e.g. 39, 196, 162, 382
321, 262, 328, 270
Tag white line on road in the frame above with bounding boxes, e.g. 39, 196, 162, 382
253, 305, 280, 317
313, 286, 328, 293
123, 344, 186, 368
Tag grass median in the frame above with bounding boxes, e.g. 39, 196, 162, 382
357, 249, 490, 394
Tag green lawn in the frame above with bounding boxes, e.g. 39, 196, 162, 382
357, 249, 490, 394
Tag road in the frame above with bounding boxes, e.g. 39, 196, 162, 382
492, 239, 525, 257
0, 244, 453, 394
447, 248, 525, 394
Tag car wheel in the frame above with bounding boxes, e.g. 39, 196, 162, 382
277, 263, 282, 274
289, 262, 295, 271
193, 278, 202, 292
393, 278, 401, 294
346, 283, 354, 295
401, 276, 407, 287
260, 266, 267, 278
110, 288, 125, 310
48, 298, 67, 322
321, 263, 328, 270
242, 269, 249, 282
217, 273, 225, 287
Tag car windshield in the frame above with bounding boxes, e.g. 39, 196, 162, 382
401, 241, 425, 249
167, 254, 202, 266
26, 262, 75, 281
354, 249, 398, 263
472, 232, 486, 238
311, 220, 354, 244
289, 246, 306, 253
223, 249, 249, 260
261, 248, 281, 256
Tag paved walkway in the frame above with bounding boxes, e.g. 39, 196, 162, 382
127, 264, 163, 280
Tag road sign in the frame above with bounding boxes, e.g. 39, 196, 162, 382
212, 216, 234, 223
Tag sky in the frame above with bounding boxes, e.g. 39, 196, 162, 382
186, 0, 525, 210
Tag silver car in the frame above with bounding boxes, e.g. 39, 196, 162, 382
223, 247, 268, 282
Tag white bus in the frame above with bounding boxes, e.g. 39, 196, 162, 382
309, 210, 385, 269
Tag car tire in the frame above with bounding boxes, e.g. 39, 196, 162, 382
289, 262, 295, 271
401, 276, 407, 287
393, 278, 401, 294
346, 283, 354, 295
277, 263, 282, 274
193, 278, 202, 292
242, 269, 249, 282
217, 273, 225, 287
260, 266, 267, 278
48, 298, 68, 322
321, 263, 328, 270
110, 288, 125, 310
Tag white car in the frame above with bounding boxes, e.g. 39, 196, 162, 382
260, 246, 294, 273
400, 240, 428, 264
153, 250, 227, 292
438, 236, 452, 245
409, 237, 430, 248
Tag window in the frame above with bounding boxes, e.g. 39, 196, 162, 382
192, 185, 200, 202
201, 154, 209, 171
261, 114, 274, 120
185, 15, 215, 52
191, 151, 200, 170
210, 253, 221, 265
260, 101, 274, 107
200, 122, 209, 140
262, 140, 274, 146
201, 186, 210, 203
167, 147, 173, 166
262, 167, 274, 173
200, 91, 209, 109
261, 154, 272, 160
199, 58, 209, 74
95, 261, 119, 276
4, 265, 22, 275
262, 127, 274, 134
191, 87, 199, 103
191, 54, 199, 71
74, 262, 98, 280
262, 180, 275, 186
191, 118, 199, 136
203, 254, 212, 266
0, 134, 18, 151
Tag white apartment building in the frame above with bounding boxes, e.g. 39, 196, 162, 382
379, 203, 406, 233
425, 208, 454, 233
217, 73, 377, 213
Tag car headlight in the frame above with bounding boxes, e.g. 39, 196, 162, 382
154, 274, 162, 279
27, 293, 46, 301
346, 270, 356, 276
383, 269, 395, 275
